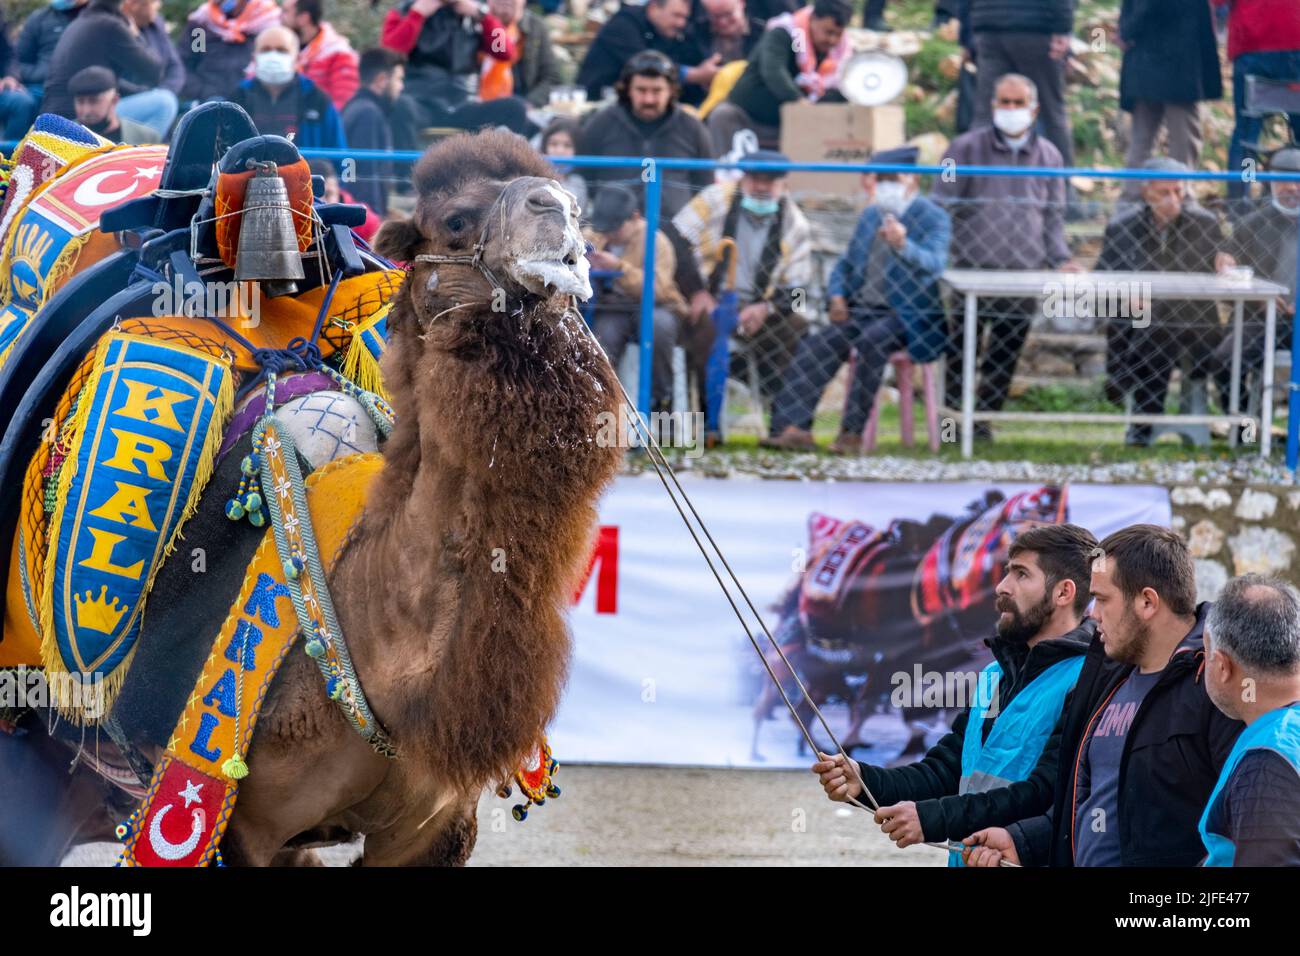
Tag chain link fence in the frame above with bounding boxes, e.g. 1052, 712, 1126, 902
13, 133, 1283, 464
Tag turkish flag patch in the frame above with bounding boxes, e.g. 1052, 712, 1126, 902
128, 758, 225, 867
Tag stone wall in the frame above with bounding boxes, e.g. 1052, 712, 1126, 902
1170, 485, 1300, 599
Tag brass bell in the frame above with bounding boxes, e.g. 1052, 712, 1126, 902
234, 161, 305, 297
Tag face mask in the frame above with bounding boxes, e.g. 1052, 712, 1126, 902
740, 194, 779, 217
254, 51, 296, 86
993, 107, 1033, 138
1272, 194, 1300, 218
51, 0, 78, 10
874, 181, 909, 216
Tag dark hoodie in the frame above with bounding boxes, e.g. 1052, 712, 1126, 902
1008, 602, 1245, 867
857, 618, 1095, 844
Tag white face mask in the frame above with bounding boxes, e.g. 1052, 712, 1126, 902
874, 180, 910, 216
1272, 192, 1300, 218
254, 51, 296, 86
993, 107, 1034, 139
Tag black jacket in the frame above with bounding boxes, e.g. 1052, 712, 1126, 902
13, 3, 81, 87
859, 619, 1095, 843
1119, 0, 1221, 111
1008, 603, 1245, 867
40, 0, 163, 118
341, 87, 395, 216
576, 101, 714, 220
967, 0, 1074, 36
726, 26, 806, 129
1097, 202, 1225, 377
1224, 202, 1297, 330
576, 4, 708, 104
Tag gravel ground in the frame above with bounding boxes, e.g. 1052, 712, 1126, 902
64, 764, 945, 867
636, 448, 1297, 486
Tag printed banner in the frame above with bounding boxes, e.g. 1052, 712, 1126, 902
559, 479, 1170, 769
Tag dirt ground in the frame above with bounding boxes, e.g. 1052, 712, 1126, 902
64, 764, 946, 867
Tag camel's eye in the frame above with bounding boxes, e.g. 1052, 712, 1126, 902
446, 214, 466, 233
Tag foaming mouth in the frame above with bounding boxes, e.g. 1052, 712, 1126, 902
514, 249, 593, 300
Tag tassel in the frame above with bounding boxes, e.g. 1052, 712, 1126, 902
222, 753, 249, 780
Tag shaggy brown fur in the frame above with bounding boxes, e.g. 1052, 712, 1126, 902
0, 130, 622, 867
229, 130, 620, 864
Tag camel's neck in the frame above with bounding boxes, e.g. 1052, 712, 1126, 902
332, 301, 621, 790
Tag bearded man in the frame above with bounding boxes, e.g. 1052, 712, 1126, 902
813, 523, 1096, 863
963, 524, 1244, 867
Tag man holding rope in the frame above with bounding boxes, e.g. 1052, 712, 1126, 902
812, 524, 1096, 861
963, 525, 1244, 866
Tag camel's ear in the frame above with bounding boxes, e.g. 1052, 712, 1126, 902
374, 218, 425, 263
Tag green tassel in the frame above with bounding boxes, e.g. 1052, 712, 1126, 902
225, 499, 245, 521
248, 508, 266, 528
305, 639, 325, 658
222, 754, 249, 780
244, 491, 263, 512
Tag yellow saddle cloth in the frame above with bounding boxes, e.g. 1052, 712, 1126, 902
0, 269, 401, 713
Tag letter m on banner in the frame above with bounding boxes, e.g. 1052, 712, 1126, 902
573, 525, 617, 613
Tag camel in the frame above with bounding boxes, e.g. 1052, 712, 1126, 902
0, 129, 624, 866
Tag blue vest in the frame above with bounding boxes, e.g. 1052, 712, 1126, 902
949, 655, 1085, 866
1198, 703, 1300, 867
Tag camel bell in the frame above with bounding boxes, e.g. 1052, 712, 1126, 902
235, 162, 304, 297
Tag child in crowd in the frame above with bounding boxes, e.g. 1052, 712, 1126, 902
540, 117, 589, 212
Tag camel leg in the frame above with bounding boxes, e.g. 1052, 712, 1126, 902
359, 798, 479, 867
0, 723, 116, 866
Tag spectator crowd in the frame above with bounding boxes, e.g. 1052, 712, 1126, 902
0, 0, 1298, 450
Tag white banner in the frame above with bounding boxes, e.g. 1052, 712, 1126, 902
556, 479, 1171, 769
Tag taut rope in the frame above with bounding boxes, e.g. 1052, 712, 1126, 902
567, 306, 1017, 867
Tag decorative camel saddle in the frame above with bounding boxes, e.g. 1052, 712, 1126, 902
0, 104, 559, 866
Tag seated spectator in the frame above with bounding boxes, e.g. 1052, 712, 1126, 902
695, 0, 767, 65
69, 65, 159, 142
343, 48, 404, 218
1214, 147, 1300, 413
380, 0, 532, 136
584, 184, 688, 413
932, 73, 1077, 439
577, 0, 719, 107
229, 25, 347, 147
539, 117, 589, 212
2, 0, 86, 140
671, 149, 814, 439
763, 147, 951, 453
180, 0, 281, 104
310, 158, 381, 243
1215, 0, 1300, 205
577, 51, 715, 220
41, 0, 175, 138
1098, 157, 1224, 447
283, 0, 358, 112
709, 0, 852, 155
123, 0, 185, 100
482, 0, 563, 108
694, 0, 799, 24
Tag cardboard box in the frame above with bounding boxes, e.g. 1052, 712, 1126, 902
779, 102, 906, 196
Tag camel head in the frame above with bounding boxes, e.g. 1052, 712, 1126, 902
375, 130, 591, 316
